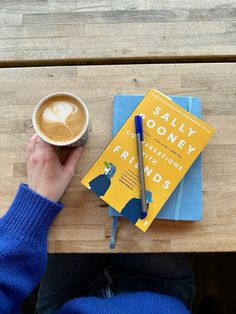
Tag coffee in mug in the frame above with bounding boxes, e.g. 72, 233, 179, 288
33, 93, 89, 147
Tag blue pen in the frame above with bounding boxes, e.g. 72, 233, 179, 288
135, 115, 147, 219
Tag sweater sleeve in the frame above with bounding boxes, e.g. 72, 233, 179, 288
0, 183, 64, 313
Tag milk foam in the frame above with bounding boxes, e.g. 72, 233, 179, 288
43, 101, 78, 126
37, 96, 85, 143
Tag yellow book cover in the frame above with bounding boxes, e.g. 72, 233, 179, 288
81, 88, 215, 232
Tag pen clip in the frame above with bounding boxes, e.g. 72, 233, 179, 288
135, 115, 144, 141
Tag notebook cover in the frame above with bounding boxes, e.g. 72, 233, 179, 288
109, 95, 202, 221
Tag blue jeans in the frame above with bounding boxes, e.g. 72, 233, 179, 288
37, 253, 195, 314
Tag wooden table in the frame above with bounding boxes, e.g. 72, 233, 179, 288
0, 1, 235, 252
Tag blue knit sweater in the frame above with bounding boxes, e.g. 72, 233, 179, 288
0, 183, 190, 314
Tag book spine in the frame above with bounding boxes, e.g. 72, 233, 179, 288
174, 179, 184, 220
174, 97, 193, 220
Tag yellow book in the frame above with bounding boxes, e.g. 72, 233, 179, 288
81, 88, 215, 232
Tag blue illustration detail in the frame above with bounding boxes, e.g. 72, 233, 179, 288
105, 162, 116, 179
145, 190, 154, 203
88, 162, 116, 197
120, 190, 154, 224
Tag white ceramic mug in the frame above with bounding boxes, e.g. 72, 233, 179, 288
32, 92, 89, 147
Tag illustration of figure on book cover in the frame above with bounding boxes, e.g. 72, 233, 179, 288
121, 190, 154, 224
88, 160, 154, 223
88, 161, 116, 196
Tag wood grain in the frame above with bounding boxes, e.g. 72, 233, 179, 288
0, 63, 235, 252
0, 1, 235, 64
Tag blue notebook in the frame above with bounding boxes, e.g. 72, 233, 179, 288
108, 95, 202, 248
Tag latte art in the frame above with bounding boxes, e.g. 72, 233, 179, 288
36, 96, 86, 143
43, 102, 78, 125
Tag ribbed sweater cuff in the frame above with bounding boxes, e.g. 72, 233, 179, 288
0, 183, 64, 245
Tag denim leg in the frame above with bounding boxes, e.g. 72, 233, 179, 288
89, 266, 115, 299
37, 253, 109, 314
111, 253, 195, 310
37, 253, 195, 313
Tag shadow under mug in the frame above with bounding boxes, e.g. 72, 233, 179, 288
32, 92, 89, 147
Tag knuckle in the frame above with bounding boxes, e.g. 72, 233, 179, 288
44, 152, 54, 162
36, 149, 53, 162
66, 166, 75, 176
29, 154, 38, 165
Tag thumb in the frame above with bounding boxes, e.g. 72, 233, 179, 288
64, 147, 83, 176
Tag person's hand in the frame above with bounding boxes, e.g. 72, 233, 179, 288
26, 134, 83, 202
